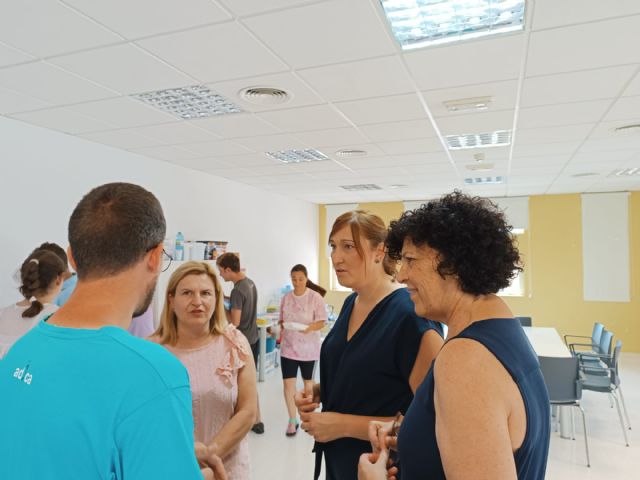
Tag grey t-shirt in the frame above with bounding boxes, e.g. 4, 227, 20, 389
230, 277, 258, 345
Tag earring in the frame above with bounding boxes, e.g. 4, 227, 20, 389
375, 259, 381, 264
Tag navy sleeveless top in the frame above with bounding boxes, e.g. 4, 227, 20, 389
397, 318, 550, 479
315, 289, 443, 480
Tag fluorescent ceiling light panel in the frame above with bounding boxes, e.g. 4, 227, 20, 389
380, 0, 526, 50
446, 130, 511, 150
443, 96, 493, 112
134, 85, 242, 119
340, 184, 383, 191
266, 149, 329, 163
609, 167, 640, 177
464, 176, 504, 184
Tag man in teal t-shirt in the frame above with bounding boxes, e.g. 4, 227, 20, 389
0, 183, 225, 480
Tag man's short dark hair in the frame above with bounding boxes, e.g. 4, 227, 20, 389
216, 252, 240, 273
68, 183, 166, 280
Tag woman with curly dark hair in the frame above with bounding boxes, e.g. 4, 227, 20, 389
359, 191, 550, 480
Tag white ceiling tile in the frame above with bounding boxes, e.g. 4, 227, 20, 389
69, 97, 176, 128
210, 167, 257, 179
0, 86, 52, 114
450, 147, 510, 163
49, 44, 194, 95
359, 119, 437, 142
222, 154, 280, 168
208, 72, 324, 113
243, 0, 395, 68
515, 124, 593, 145
579, 136, 640, 153
63, 0, 231, 39
0, 0, 120, 57
292, 127, 370, 148
521, 65, 637, 108
257, 104, 350, 132
167, 157, 235, 173
195, 113, 281, 138
232, 133, 306, 152
308, 170, 360, 181
125, 122, 220, 145
571, 151, 636, 164
602, 95, 640, 122
323, 144, 386, 158
281, 160, 348, 174
80, 130, 162, 149
623, 70, 640, 97
436, 109, 514, 135
10, 106, 116, 134
0, 62, 117, 106
297, 56, 414, 102
137, 23, 288, 83
517, 100, 611, 129
0, 41, 34, 67
404, 35, 524, 90
377, 138, 444, 155
335, 93, 425, 125
527, 17, 640, 76
512, 142, 581, 158
218, 0, 323, 17
425, 80, 519, 118
176, 140, 252, 157
588, 120, 639, 139
532, 0, 640, 30
130, 145, 202, 161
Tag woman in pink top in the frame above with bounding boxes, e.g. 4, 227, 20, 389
152, 261, 257, 480
279, 264, 327, 436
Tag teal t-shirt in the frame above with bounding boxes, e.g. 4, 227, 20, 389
0, 320, 203, 479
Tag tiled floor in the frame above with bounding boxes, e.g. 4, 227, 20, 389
248, 353, 640, 479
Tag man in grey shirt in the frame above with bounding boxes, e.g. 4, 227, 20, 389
216, 253, 264, 434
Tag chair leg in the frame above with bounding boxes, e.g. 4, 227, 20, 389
578, 405, 590, 468
608, 393, 614, 408
571, 406, 576, 440
618, 386, 632, 430
612, 392, 630, 446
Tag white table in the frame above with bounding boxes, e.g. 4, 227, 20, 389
523, 327, 573, 439
257, 313, 278, 382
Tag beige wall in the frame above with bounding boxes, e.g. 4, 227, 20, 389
318, 194, 640, 352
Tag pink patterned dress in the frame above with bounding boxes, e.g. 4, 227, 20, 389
163, 325, 251, 479
279, 289, 327, 361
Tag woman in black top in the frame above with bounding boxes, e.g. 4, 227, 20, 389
359, 192, 550, 480
295, 210, 443, 480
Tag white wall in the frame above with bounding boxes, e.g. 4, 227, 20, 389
0, 116, 318, 309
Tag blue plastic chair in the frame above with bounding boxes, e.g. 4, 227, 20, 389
564, 322, 604, 352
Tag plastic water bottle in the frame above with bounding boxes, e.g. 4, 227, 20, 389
174, 232, 185, 261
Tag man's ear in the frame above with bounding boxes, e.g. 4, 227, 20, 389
147, 244, 164, 272
67, 246, 78, 271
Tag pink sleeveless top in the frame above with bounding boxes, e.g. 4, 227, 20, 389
162, 325, 251, 479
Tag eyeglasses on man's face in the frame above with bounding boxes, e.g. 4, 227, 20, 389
161, 249, 173, 272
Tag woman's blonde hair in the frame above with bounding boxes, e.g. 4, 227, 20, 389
154, 261, 227, 345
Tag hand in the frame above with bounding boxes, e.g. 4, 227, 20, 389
358, 449, 389, 480
195, 441, 209, 466
294, 383, 320, 414
299, 411, 344, 443
368, 416, 401, 453
205, 453, 227, 480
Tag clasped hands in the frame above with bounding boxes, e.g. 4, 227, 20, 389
293, 384, 343, 443
357, 416, 402, 480
195, 442, 227, 480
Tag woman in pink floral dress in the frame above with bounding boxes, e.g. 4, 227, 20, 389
279, 264, 327, 436
152, 261, 256, 479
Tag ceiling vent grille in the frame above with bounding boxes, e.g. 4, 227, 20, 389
134, 85, 241, 119
239, 87, 290, 105
609, 167, 640, 177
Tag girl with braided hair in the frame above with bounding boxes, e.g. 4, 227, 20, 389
0, 249, 65, 357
